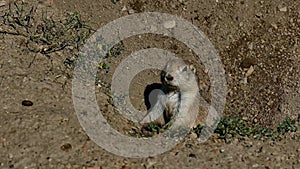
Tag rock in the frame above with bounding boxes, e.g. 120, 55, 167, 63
128, 9, 135, 14
271, 23, 278, 29
271, 152, 278, 156
121, 6, 127, 11
245, 66, 254, 77
145, 158, 157, 168
163, 20, 176, 29
256, 12, 263, 18
279, 6, 287, 12
22, 100, 33, 106
65, 163, 72, 169
60, 143, 72, 152
8, 154, 13, 159
188, 153, 196, 158
190, 132, 198, 139
253, 118, 258, 123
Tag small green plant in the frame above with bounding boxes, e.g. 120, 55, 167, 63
193, 116, 298, 142
94, 41, 124, 87
192, 124, 203, 137
213, 117, 254, 140
277, 117, 297, 133
98, 62, 110, 70
106, 42, 124, 57
0, 1, 94, 54
144, 123, 162, 133
64, 58, 75, 67
140, 123, 163, 137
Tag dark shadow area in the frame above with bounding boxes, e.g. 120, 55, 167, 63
143, 83, 163, 110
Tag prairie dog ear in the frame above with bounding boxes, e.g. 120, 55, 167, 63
189, 65, 196, 73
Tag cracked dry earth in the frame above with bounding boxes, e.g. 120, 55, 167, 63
0, 0, 299, 169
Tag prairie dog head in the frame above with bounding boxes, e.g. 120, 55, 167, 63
161, 59, 198, 92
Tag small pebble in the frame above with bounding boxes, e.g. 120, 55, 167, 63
163, 20, 176, 29
121, 6, 127, 11
255, 12, 263, 18
8, 154, 13, 159
188, 153, 196, 158
22, 100, 33, 106
190, 132, 198, 139
271, 23, 278, 29
279, 6, 287, 12
245, 66, 254, 77
65, 163, 72, 169
253, 119, 258, 123
60, 143, 72, 152
128, 9, 135, 14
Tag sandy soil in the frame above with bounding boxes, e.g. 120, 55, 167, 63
0, 0, 299, 168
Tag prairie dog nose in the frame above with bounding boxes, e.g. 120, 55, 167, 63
165, 74, 174, 81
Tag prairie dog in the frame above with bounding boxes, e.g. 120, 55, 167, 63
140, 58, 201, 128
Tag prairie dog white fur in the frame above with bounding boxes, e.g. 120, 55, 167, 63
140, 58, 200, 128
